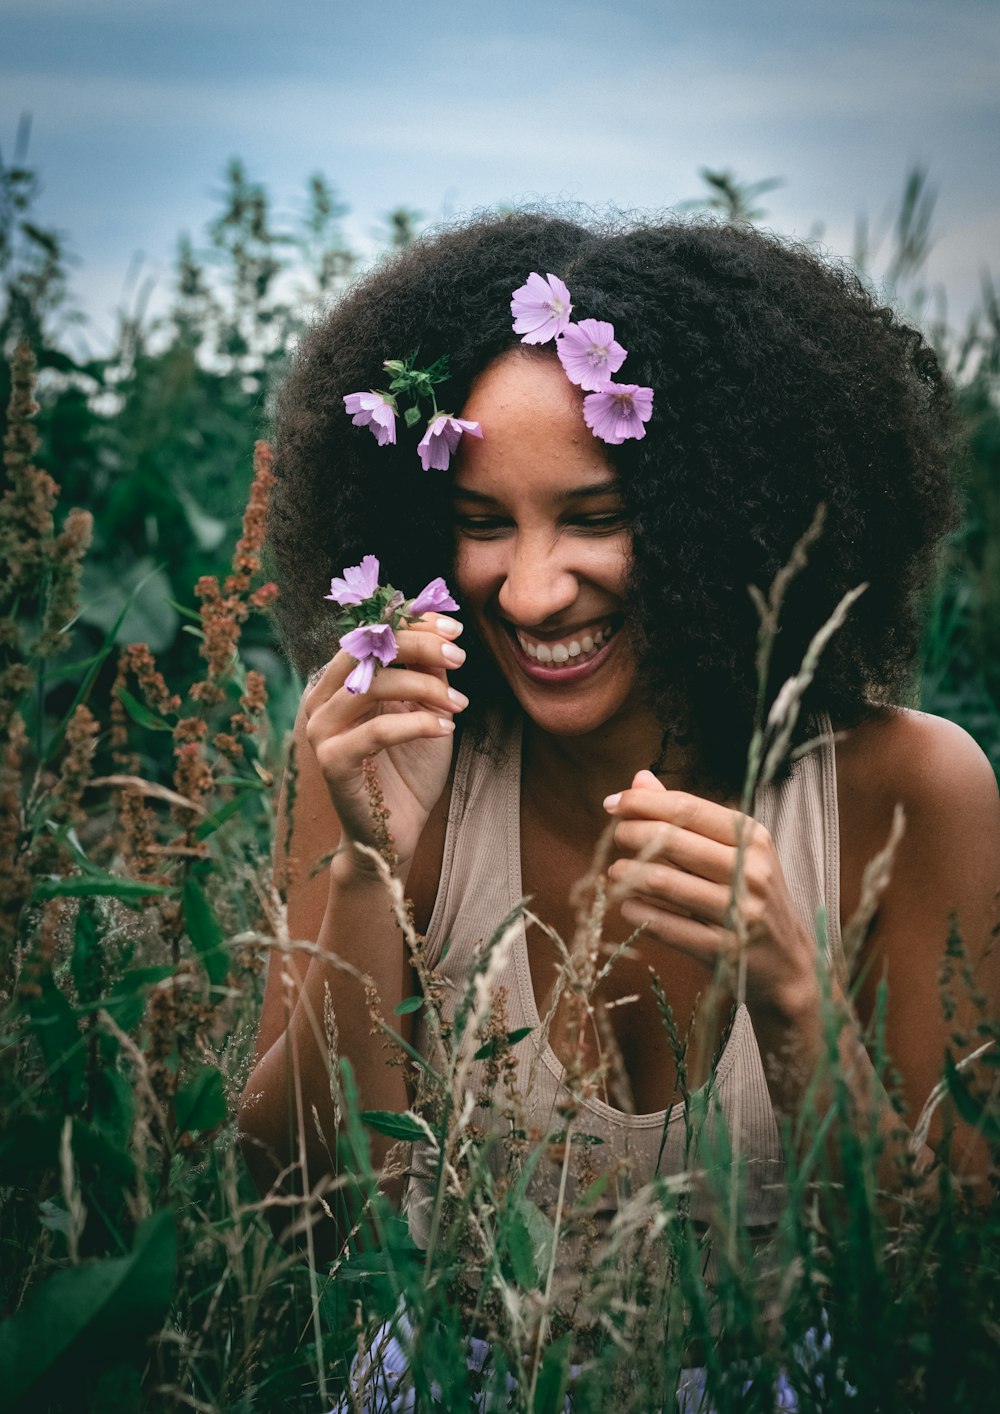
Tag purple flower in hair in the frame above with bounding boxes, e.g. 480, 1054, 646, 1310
325, 555, 381, 606
583, 383, 654, 444
344, 391, 397, 446
417, 414, 483, 472
408, 576, 460, 616
510, 272, 573, 345
557, 319, 628, 392
339, 621, 399, 695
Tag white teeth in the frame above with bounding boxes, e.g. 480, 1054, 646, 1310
515, 624, 617, 665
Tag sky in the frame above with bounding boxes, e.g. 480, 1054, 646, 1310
4, 0, 999, 351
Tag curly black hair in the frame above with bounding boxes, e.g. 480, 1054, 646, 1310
268, 211, 959, 787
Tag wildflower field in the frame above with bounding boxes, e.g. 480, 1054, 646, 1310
1, 148, 999, 1412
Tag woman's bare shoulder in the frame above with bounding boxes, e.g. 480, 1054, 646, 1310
835, 704, 1000, 957
835, 705, 998, 821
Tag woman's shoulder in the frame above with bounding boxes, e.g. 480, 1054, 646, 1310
835, 705, 998, 819
834, 704, 1000, 935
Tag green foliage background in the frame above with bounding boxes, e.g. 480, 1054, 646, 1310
0, 138, 998, 1413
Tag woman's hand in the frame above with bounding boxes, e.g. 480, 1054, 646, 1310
303, 614, 468, 873
604, 769, 819, 1024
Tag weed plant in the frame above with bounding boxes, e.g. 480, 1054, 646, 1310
0, 338, 997, 1412
1, 155, 999, 1411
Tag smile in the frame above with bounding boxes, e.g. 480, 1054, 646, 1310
503, 617, 622, 683
515, 621, 618, 662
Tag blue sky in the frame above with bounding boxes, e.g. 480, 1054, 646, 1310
4, 0, 998, 350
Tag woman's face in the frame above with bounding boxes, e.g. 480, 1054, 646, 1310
453, 350, 639, 738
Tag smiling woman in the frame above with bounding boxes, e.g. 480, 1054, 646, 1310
239, 212, 1000, 1409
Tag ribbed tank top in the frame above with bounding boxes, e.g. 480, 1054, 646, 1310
405, 710, 844, 1253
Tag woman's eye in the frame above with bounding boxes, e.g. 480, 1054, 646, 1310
455, 516, 511, 537
569, 513, 628, 532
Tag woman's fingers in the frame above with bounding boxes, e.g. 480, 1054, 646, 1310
312, 708, 456, 777
305, 623, 466, 709
605, 784, 750, 848
611, 818, 736, 885
608, 857, 731, 926
617, 896, 732, 966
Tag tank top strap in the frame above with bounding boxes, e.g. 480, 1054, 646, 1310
423, 710, 523, 972
754, 711, 846, 986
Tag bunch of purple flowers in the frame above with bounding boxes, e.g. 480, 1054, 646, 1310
344, 355, 482, 472
325, 554, 459, 694
510, 272, 654, 443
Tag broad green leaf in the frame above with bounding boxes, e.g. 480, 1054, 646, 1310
24, 971, 84, 1108
114, 685, 174, 731
507, 1197, 554, 1292
394, 995, 423, 1016
182, 878, 229, 985
532, 1333, 572, 1414
174, 1064, 227, 1135
0, 1209, 176, 1402
0, 1115, 135, 1189
358, 1110, 430, 1143
78, 558, 179, 654
474, 1026, 533, 1061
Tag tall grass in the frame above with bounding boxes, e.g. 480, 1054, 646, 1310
1, 337, 998, 1412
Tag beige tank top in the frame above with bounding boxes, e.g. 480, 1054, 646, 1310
405, 709, 845, 1252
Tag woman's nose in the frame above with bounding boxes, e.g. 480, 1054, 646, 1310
496, 538, 578, 627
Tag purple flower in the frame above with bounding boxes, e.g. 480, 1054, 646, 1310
583, 383, 654, 444
510, 272, 573, 345
325, 555, 381, 606
557, 319, 628, 392
417, 414, 484, 472
339, 622, 399, 695
408, 576, 460, 616
344, 391, 397, 446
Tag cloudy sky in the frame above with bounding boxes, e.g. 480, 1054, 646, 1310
5, 0, 998, 349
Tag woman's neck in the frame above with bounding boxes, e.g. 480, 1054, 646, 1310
520, 705, 711, 835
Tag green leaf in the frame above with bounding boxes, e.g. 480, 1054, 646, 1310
404, 404, 422, 429
182, 879, 229, 985
0, 1115, 135, 1189
32, 874, 175, 903
394, 995, 423, 1016
194, 790, 256, 841
71, 903, 103, 1007
174, 1064, 227, 1134
114, 685, 174, 732
358, 1110, 430, 1143
944, 1052, 1000, 1143
506, 1197, 554, 1291
78, 558, 179, 655
25, 972, 85, 1109
474, 1026, 533, 1061
532, 1333, 572, 1414
0, 1210, 176, 1403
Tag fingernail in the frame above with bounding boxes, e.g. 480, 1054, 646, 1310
437, 617, 463, 637
603, 792, 621, 810
447, 687, 469, 708
442, 642, 466, 666
437, 717, 456, 732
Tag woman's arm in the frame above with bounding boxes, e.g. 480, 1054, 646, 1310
237, 616, 465, 1245
603, 712, 1000, 1193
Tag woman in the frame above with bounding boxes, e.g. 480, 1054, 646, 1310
239, 214, 999, 1400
